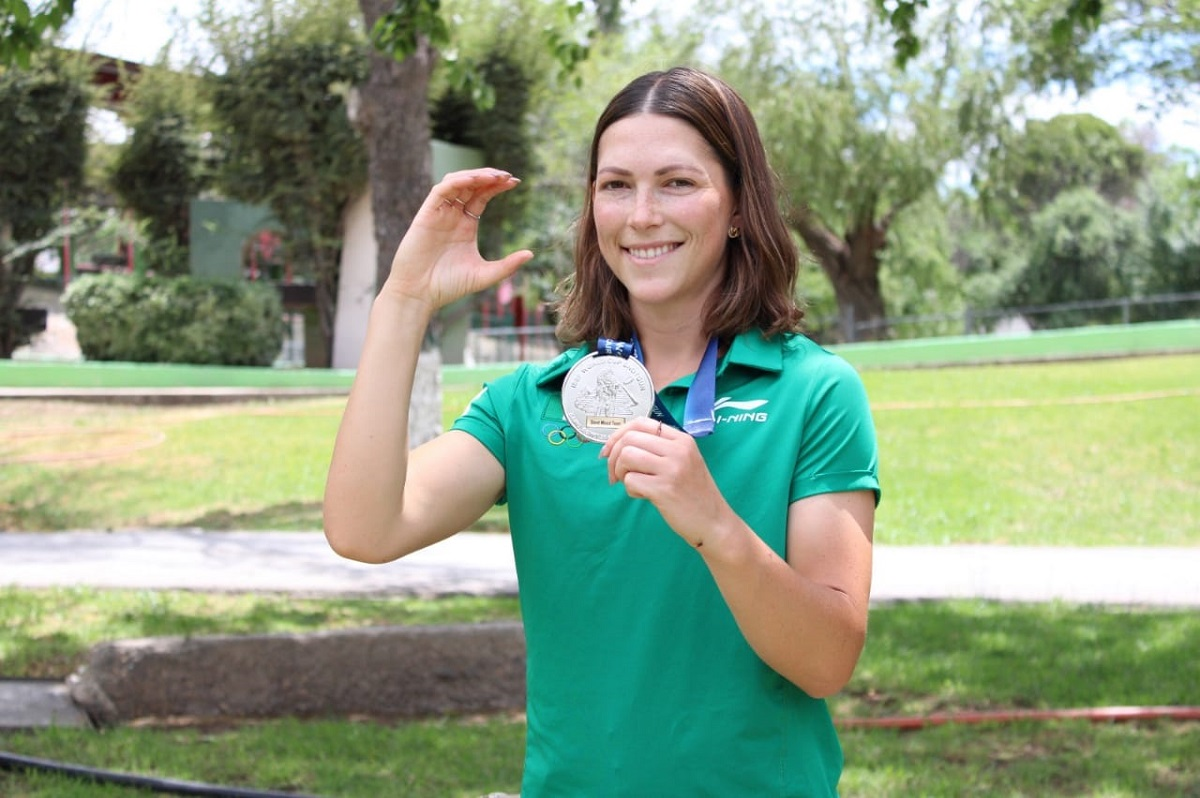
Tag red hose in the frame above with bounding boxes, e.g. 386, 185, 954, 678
837, 705, 1200, 730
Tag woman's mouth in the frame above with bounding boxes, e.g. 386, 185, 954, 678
625, 243, 680, 260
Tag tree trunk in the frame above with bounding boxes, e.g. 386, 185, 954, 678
788, 209, 889, 342
355, 0, 436, 296
355, 1, 442, 443
0, 222, 29, 359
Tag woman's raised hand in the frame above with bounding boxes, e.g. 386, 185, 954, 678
381, 169, 534, 312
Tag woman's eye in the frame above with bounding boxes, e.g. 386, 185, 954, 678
598, 180, 629, 191
666, 178, 695, 189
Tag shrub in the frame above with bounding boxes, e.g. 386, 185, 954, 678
63, 274, 287, 366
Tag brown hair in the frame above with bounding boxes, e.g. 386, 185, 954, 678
554, 66, 803, 346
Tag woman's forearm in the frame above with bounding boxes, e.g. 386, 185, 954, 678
697, 495, 874, 698
323, 292, 435, 563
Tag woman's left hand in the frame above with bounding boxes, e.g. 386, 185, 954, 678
599, 418, 732, 548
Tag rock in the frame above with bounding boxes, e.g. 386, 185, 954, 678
69, 622, 526, 727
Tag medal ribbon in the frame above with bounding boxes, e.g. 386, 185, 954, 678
595, 335, 718, 438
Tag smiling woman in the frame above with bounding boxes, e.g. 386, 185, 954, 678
323, 66, 880, 796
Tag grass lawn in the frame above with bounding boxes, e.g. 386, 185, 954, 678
1, 351, 1197, 794
2, 353, 1198, 543
1, 598, 1197, 796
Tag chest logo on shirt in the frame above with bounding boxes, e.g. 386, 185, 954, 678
714, 396, 770, 425
542, 421, 585, 448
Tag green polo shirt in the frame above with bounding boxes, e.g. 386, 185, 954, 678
452, 329, 879, 797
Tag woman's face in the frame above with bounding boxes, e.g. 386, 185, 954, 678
591, 113, 738, 320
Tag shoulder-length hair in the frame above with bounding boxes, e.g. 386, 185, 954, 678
554, 66, 803, 346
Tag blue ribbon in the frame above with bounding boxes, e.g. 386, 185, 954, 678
596, 335, 718, 438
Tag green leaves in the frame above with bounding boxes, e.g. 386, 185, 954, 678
0, 0, 76, 68
873, 0, 929, 67
0, 55, 87, 356
63, 274, 288, 366
370, 0, 449, 59
371, 0, 594, 93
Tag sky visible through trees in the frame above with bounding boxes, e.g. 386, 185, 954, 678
61, 0, 1198, 155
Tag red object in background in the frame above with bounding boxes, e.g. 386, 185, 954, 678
837, 705, 1200, 731
247, 230, 288, 282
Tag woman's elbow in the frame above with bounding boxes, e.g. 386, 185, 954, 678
796, 657, 861, 699
800, 661, 859, 699
795, 628, 868, 699
323, 516, 401, 564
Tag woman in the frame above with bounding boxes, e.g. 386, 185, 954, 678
324, 66, 880, 796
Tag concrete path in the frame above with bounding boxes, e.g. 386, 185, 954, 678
3, 529, 1198, 606
4, 530, 1198, 730
0, 681, 90, 729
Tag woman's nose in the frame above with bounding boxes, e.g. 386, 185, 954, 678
629, 189, 662, 228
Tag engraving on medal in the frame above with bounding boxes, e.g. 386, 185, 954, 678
562, 354, 656, 443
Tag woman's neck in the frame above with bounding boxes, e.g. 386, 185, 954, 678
632, 312, 710, 388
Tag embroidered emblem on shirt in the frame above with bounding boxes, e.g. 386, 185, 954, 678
714, 396, 770, 425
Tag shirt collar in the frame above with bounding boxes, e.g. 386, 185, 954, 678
535, 345, 590, 388
720, 328, 784, 376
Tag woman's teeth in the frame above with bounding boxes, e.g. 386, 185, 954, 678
628, 244, 677, 259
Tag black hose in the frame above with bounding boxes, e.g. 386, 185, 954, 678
0, 750, 321, 797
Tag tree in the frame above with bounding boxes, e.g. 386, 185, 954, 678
355, 0, 437, 297
431, 50, 533, 262
876, 0, 1199, 106
878, 195, 967, 337
1014, 187, 1149, 322
207, 14, 368, 366
1, 0, 75, 67
714, 1, 967, 340
360, 0, 599, 296
1141, 154, 1200, 298
945, 192, 1029, 324
110, 61, 207, 275
0, 54, 87, 357
982, 112, 1148, 221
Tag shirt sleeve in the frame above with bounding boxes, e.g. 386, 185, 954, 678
450, 379, 510, 470
790, 356, 881, 505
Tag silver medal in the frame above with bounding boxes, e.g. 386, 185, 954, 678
561, 353, 656, 443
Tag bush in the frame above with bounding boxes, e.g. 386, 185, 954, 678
63, 274, 287, 366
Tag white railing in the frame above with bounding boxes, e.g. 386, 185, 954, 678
458, 292, 1200, 362
464, 326, 565, 365
818, 291, 1200, 343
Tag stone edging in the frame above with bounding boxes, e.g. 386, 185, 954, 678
69, 622, 526, 727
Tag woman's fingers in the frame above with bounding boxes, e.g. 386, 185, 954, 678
601, 419, 670, 485
387, 168, 530, 304
431, 169, 520, 222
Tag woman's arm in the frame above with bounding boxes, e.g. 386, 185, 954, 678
323, 169, 531, 563
696, 489, 874, 698
601, 418, 874, 697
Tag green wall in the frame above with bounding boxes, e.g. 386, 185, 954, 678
188, 200, 279, 281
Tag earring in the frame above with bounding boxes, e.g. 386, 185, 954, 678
728, 226, 741, 239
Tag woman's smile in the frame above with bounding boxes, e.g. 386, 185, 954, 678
624, 242, 682, 262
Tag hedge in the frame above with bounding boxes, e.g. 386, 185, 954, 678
63, 274, 287, 367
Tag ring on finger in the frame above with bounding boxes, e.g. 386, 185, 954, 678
452, 197, 481, 221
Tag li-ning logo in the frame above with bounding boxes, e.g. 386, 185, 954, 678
714, 396, 769, 425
